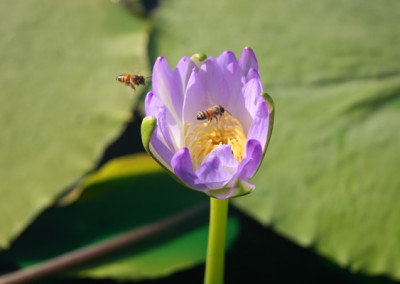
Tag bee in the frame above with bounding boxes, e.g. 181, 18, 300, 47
116, 73, 146, 90
197, 105, 227, 122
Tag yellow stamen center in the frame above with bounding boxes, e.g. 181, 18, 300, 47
184, 113, 246, 170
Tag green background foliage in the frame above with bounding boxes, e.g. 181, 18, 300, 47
1, 0, 400, 282
0, 0, 147, 247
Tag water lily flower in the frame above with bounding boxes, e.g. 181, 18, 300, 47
142, 47, 274, 199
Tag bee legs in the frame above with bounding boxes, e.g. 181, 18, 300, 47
129, 80, 136, 90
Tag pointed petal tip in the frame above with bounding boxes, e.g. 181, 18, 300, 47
242, 47, 256, 58
178, 56, 189, 64
239, 47, 259, 75
156, 56, 165, 62
248, 67, 259, 74
223, 50, 234, 56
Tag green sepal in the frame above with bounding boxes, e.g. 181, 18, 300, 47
261, 92, 275, 155
250, 92, 275, 178
141, 116, 157, 153
204, 179, 255, 200
230, 179, 255, 198
140, 116, 170, 174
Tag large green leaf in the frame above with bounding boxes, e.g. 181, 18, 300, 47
0, 0, 148, 247
7, 154, 239, 281
152, 0, 400, 86
152, 0, 400, 279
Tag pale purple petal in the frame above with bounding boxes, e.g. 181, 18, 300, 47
224, 61, 245, 110
219, 62, 249, 133
182, 68, 208, 126
197, 57, 230, 107
175, 56, 197, 92
246, 68, 261, 82
149, 126, 175, 172
243, 78, 263, 115
234, 139, 263, 181
195, 155, 231, 189
157, 107, 177, 152
216, 50, 237, 71
216, 53, 246, 122
239, 47, 259, 77
171, 148, 205, 190
145, 91, 163, 117
247, 100, 270, 151
147, 91, 183, 150
195, 145, 238, 189
240, 78, 263, 134
152, 56, 183, 122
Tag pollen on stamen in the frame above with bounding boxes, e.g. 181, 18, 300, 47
184, 113, 246, 170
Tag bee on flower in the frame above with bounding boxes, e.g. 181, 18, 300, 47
196, 105, 227, 122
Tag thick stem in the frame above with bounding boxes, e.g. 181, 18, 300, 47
204, 198, 229, 284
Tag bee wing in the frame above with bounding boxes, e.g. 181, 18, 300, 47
128, 81, 136, 90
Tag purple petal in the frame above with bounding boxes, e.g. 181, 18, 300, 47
145, 91, 163, 117
224, 61, 246, 113
152, 56, 183, 122
246, 68, 261, 82
247, 99, 270, 151
195, 145, 238, 189
240, 78, 263, 134
171, 148, 205, 190
197, 57, 229, 107
175, 56, 197, 93
224, 62, 253, 133
216, 50, 238, 71
182, 68, 208, 126
239, 47, 259, 77
195, 155, 231, 189
149, 125, 175, 172
234, 139, 263, 181
157, 106, 180, 152
243, 78, 263, 114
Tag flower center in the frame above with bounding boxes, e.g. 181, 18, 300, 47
184, 113, 246, 170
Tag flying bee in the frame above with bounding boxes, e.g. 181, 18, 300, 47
116, 73, 147, 90
197, 105, 229, 122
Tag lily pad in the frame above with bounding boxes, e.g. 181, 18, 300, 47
0, 0, 148, 247
153, 0, 400, 86
7, 154, 239, 281
152, 0, 400, 279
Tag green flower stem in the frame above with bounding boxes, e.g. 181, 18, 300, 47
204, 197, 229, 284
